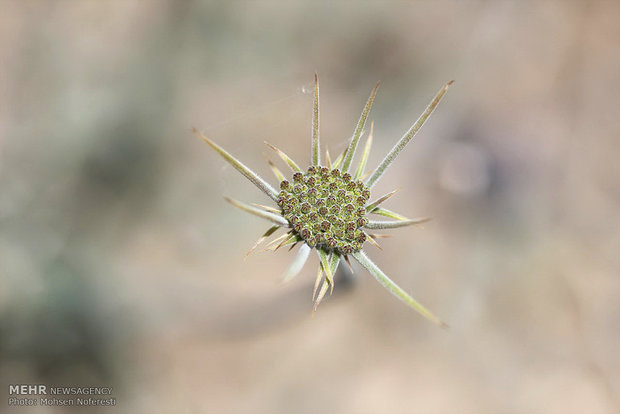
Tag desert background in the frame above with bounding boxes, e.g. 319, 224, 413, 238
1, 1, 619, 413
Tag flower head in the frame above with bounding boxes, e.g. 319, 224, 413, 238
195, 75, 453, 326
278, 166, 369, 254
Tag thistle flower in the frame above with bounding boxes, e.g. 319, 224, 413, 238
194, 75, 452, 326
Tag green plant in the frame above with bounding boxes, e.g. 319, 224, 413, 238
195, 75, 452, 326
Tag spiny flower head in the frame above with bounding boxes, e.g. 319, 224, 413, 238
195, 74, 453, 326
279, 166, 369, 254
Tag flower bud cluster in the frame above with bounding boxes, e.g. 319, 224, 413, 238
278, 166, 370, 254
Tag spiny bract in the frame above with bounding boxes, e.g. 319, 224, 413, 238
195, 75, 452, 326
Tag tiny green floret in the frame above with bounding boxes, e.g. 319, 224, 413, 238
196, 74, 453, 326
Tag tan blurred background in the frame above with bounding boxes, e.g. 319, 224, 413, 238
1, 1, 619, 413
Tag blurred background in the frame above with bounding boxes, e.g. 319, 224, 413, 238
1, 1, 619, 413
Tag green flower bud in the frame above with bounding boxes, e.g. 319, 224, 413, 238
279, 165, 371, 254
307, 236, 317, 247
356, 232, 367, 243
320, 221, 331, 231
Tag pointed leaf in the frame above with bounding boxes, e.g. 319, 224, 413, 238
246, 225, 279, 257
352, 251, 446, 327
365, 81, 453, 188
332, 151, 344, 170
276, 233, 302, 250
317, 249, 334, 293
364, 232, 382, 250
265, 231, 292, 250
265, 142, 302, 172
370, 207, 409, 221
342, 82, 380, 173
313, 266, 323, 301
313, 251, 341, 311
354, 121, 374, 180
267, 231, 299, 251
328, 250, 340, 275
364, 217, 431, 229
312, 73, 320, 166
265, 156, 285, 181
282, 243, 311, 282
251, 203, 281, 214
194, 129, 279, 201
343, 254, 354, 273
225, 197, 288, 226
365, 189, 400, 212
313, 278, 330, 312
368, 233, 392, 239
288, 241, 300, 251
325, 146, 332, 168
